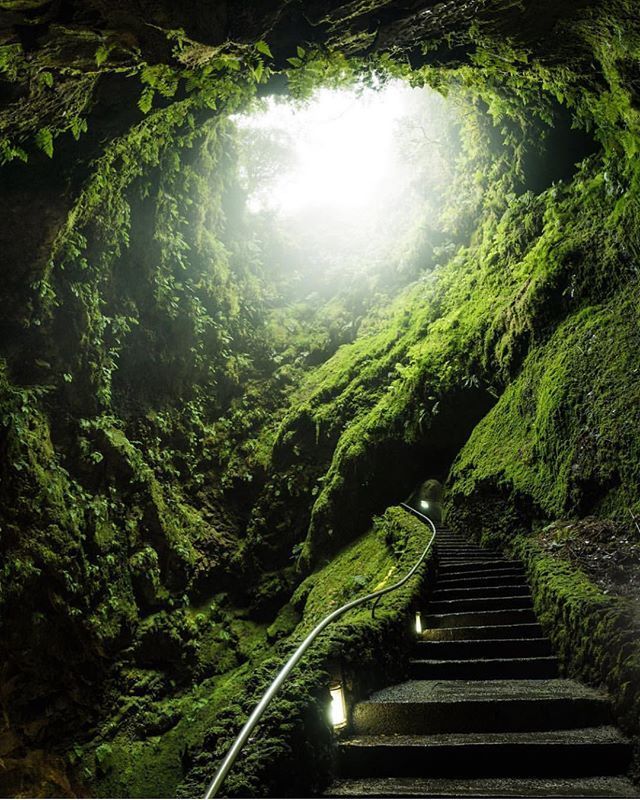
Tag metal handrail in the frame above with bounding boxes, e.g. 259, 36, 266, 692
204, 502, 436, 799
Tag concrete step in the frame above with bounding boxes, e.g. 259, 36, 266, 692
352, 679, 612, 735
325, 775, 640, 797
415, 637, 553, 659
436, 572, 527, 589
432, 585, 531, 600
423, 608, 537, 629
338, 727, 630, 778
409, 655, 559, 680
439, 560, 523, 574
421, 623, 544, 641
427, 595, 533, 614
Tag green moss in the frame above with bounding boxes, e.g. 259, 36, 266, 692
449, 287, 640, 525
266, 603, 301, 643
88, 667, 253, 798
510, 533, 640, 744
81, 507, 430, 798
271, 119, 640, 566
3, 1, 640, 795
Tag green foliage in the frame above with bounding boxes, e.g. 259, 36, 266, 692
94, 44, 111, 67
259, 122, 640, 569
81, 508, 430, 798
255, 41, 273, 59
0, 42, 24, 81
34, 126, 54, 157
3, 1, 640, 795
38, 70, 54, 88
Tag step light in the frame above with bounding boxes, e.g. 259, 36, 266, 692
419, 500, 430, 511
415, 611, 422, 634
329, 683, 347, 729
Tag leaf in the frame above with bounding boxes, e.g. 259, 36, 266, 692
0, 137, 28, 164
140, 63, 178, 97
35, 128, 54, 158
297, 45, 306, 59
256, 40, 273, 58
203, 92, 217, 110
40, 71, 54, 88
95, 44, 109, 67
217, 55, 240, 72
251, 61, 264, 83
138, 87, 154, 114
70, 116, 88, 141
287, 57, 302, 68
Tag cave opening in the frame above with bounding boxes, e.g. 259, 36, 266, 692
2, 3, 640, 799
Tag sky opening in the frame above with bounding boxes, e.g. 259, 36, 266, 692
232, 80, 459, 284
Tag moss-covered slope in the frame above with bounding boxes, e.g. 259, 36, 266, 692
82, 507, 431, 798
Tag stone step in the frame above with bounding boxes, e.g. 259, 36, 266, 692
421, 623, 544, 641
437, 544, 478, 550
440, 564, 525, 576
436, 536, 478, 547
436, 572, 527, 589
437, 542, 493, 548
352, 679, 612, 735
440, 554, 508, 563
427, 595, 533, 614
338, 727, 630, 778
438, 556, 505, 564
325, 775, 640, 797
409, 655, 558, 680
432, 584, 531, 600
439, 560, 523, 574
438, 553, 504, 561
415, 637, 553, 659
423, 608, 537, 629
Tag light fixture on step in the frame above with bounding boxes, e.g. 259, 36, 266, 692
329, 683, 347, 729
419, 500, 430, 511
415, 611, 422, 634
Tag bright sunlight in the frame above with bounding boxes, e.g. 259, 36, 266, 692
233, 80, 459, 285
235, 82, 422, 214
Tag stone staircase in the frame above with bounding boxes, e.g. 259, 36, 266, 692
326, 528, 640, 797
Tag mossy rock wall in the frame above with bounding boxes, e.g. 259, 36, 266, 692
82, 507, 433, 798
506, 534, 640, 778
